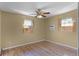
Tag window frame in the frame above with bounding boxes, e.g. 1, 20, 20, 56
23, 19, 33, 33
61, 17, 73, 27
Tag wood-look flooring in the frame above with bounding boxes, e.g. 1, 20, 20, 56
2, 41, 77, 56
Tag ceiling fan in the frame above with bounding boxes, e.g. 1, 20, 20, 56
35, 9, 50, 18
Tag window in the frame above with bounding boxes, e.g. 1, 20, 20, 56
23, 20, 33, 28
61, 18, 73, 27
23, 20, 33, 32
60, 17, 74, 32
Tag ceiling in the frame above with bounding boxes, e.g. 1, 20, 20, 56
0, 2, 78, 18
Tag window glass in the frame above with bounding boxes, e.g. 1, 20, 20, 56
23, 20, 33, 28
61, 18, 73, 27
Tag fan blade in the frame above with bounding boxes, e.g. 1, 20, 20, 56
36, 10, 39, 15
38, 9, 41, 11
43, 12, 50, 14
41, 15, 46, 17
36, 9, 41, 15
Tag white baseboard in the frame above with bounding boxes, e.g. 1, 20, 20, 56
0, 48, 1, 55
46, 40, 78, 50
2, 39, 77, 51
0, 48, 1, 51
3, 39, 45, 50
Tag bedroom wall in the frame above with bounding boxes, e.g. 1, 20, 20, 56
0, 9, 77, 49
1, 11, 45, 49
0, 11, 1, 52
45, 10, 77, 48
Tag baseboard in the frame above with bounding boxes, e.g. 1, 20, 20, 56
3, 39, 45, 50
0, 48, 1, 52
2, 39, 77, 51
46, 40, 77, 50
0, 48, 1, 55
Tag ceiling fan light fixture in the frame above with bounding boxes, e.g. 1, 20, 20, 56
37, 15, 42, 18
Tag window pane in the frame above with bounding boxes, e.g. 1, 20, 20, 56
61, 18, 73, 26
23, 20, 33, 28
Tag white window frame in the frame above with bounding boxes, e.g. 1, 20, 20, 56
23, 20, 33, 28
61, 17, 73, 27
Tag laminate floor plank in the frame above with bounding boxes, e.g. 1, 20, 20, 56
2, 41, 77, 56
